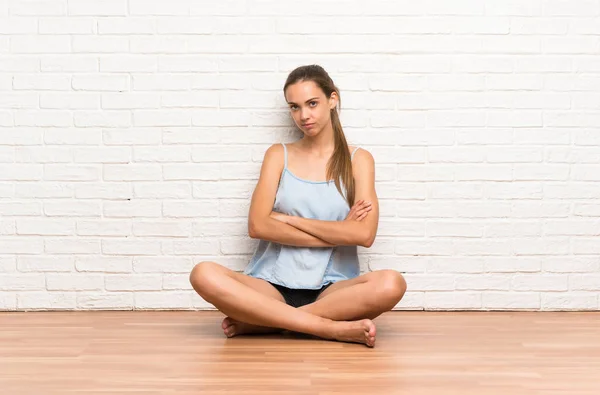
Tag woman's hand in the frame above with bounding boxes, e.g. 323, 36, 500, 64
345, 200, 372, 222
270, 211, 291, 224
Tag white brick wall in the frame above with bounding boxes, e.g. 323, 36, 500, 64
1, 0, 599, 311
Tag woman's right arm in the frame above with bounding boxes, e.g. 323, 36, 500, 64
247, 144, 336, 248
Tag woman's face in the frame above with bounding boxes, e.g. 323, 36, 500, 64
285, 80, 337, 136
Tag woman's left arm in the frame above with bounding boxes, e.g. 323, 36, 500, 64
277, 149, 379, 248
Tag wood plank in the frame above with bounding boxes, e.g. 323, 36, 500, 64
0, 311, 599, 395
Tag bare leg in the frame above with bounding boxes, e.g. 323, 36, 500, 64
221, 317, 283, 336
190, 261, 376, 347
300, 270, 407, 321
225, 269, 407, 336
219, 274, 287, 337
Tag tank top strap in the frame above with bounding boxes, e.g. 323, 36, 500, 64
351, 146, 360, 160
281, 142, 288, 169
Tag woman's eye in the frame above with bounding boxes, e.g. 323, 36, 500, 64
310, 101, 317, 107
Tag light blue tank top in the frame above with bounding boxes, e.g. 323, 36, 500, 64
244, 143, 361, 290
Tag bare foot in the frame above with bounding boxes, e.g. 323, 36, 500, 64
221, 317, 284, 338
331, 319, 376, 347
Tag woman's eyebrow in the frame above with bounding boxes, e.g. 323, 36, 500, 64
287, 97, 319, 105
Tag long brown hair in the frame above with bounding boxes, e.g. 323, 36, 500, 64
283, 65, 355, 207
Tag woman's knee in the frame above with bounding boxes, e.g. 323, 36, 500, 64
189, 261, 225, 301
376, 270, 407, 309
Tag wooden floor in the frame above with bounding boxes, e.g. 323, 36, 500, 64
1, 311, 599, 395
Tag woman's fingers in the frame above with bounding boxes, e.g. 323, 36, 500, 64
357, 205, 372, 213
352, 201, 371, 210
346, 201, 363, 220
349, 200, 372, 221
354, 206, 372, 219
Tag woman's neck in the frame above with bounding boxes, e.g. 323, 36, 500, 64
299, 123, 335, 157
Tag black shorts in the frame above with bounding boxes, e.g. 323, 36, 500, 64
268, 282, 333, 308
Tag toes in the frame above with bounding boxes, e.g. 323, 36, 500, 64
366, 320, 376, 337
365, 333, 376, 347
224, 325, 236, 338
361, 319, 376, 337
221, 317, 231, 329
222, 317, 237, 330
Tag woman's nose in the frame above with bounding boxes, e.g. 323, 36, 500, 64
301, 108, 309, 120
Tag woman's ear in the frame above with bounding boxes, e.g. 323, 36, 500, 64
329, 92, 338, 110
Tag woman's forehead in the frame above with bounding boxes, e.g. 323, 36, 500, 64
285, 80, 324, 102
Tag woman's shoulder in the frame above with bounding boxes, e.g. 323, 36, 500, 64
350, 146, 374, 172
262, 143, 285, 166
349, 145, 373, 160
266, 142, 285, 153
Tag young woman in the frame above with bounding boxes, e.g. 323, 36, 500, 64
189, 65, 407, 347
